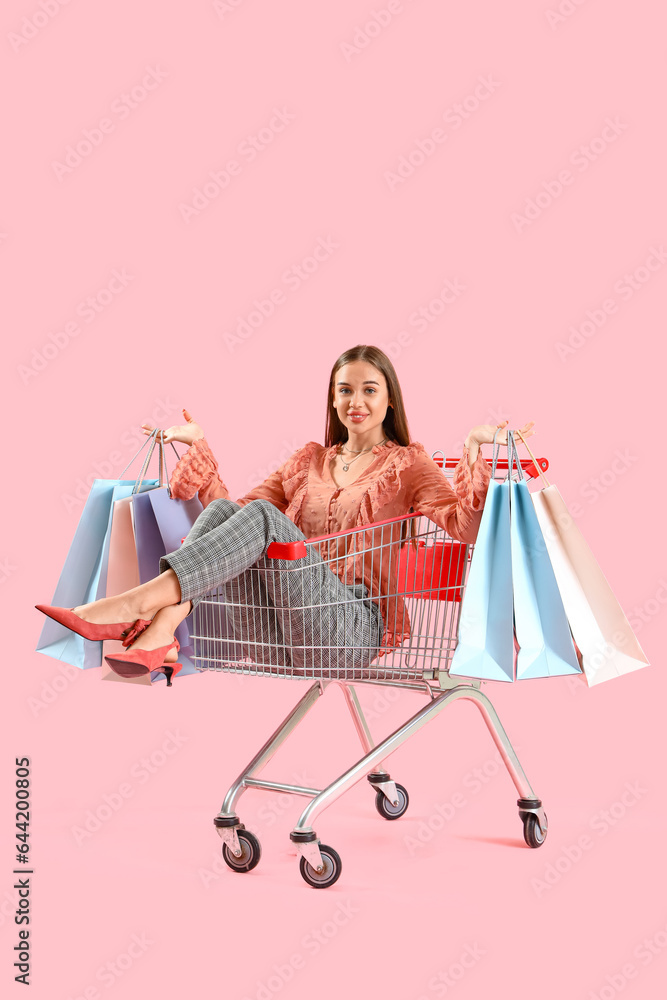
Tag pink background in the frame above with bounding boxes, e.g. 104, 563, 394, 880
2, 1, 665, 997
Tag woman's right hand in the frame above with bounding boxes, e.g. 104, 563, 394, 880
142, 409, 205, 446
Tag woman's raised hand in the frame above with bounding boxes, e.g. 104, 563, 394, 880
466, 420, 536, 447
142, 409, 205, 446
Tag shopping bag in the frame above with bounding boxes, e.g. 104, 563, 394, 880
132, 488, 204, 583
104, 496, 141, 599
129, 487, 204, 680
507, 432, 582, 681
36, 431, 164, 669
100, 439, 205, 684
98, 495, 156, 685
516, 432, 649, 686
132, 490, 168, 584
449, 434, 514, 681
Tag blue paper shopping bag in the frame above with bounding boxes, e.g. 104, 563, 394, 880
449, 435, 514, 681
507, 432, 582, 681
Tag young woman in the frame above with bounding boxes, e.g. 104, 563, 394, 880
37, 345, 534, 681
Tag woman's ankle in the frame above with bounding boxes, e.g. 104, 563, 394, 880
151, 602, 192, 629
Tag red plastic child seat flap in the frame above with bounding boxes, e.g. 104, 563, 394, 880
266, 540, 308, 560
397, 540, 467, 602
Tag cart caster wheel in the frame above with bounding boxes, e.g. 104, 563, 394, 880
222, 829, 262, 872
299, 845, 342, 889
522, 812, 547, 848
375, 783, 409, 820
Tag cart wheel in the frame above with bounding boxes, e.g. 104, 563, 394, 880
522, 813, 547, 848
222, 829, 262, 872
299, 845, 342, 889
375, 783, 409, 820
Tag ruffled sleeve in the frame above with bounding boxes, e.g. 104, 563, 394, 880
169, 438, 231, 508
407, 445, 492, 544
169, 438, 318, 518
453, 446, 493, 512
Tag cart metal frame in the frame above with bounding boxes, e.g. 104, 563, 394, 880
191, 453, 550, 887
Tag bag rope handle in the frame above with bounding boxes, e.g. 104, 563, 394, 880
491, 425, 506, 478
515, 429, 552, 488
118, 429, 159, 481
133, 429, 161, 494
117, 429, 183, 496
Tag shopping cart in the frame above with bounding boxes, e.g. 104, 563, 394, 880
190, 451, 551, 887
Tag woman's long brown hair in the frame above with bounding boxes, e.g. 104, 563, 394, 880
324, 345, 417, 548
324, 345, 411, 447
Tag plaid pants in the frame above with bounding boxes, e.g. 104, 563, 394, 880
159, 498, 384, 673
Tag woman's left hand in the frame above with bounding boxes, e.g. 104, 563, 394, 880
465, 420, 536, 447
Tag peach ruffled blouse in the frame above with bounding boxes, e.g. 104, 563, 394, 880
170, 438, 492, 650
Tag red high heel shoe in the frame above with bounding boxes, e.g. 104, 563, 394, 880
35, 605, 152, 645
105, 638, 182, 687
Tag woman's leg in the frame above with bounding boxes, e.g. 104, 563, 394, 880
190, 500, 385, 675
72, 498, 245, 629
75, 498, 289, 650
73, 571, 182, 625
75, 496, 382, 669
157, 498, 309, 606
254, 548, 384, 675
132, 498, 281, 656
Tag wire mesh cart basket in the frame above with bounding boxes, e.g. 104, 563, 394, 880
191, 452, 551, 887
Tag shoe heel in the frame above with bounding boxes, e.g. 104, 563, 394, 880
162, 663, 182, 687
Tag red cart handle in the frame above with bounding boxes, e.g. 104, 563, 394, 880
432, 454, 549, 480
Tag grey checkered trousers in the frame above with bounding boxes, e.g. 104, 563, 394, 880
159, 498, 385, 673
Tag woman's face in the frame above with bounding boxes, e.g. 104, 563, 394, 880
332, 360, 392, 439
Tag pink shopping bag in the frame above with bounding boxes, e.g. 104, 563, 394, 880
515, 432, 649, 687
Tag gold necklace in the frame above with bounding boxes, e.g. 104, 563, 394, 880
338, 438, 386, 472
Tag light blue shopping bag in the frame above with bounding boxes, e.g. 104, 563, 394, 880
449, 433, 515, 682
508, 432, 582, 681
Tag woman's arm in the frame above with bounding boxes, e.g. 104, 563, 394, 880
232, 442, 318, 513
171, 441, 292, 510
143, 410, 230, 507
410, 449, 488, 544
464, 436, 481, 470
409, 420, 536, 543
152, 411, 311, 513
168, 437, 230, 507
